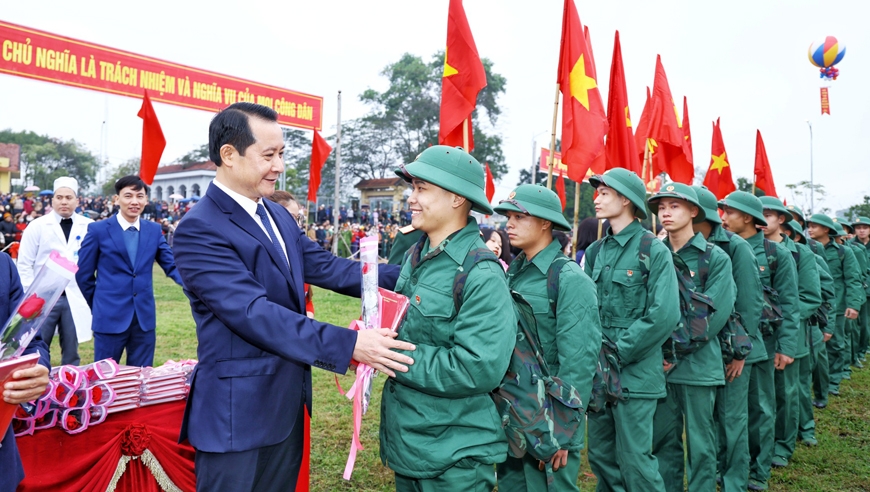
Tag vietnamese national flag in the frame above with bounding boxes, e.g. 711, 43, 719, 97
754, 130, 778, 198
633, 86, 659, 179
645, 56, 693, 184
585, 26, 606, 175
557, 0, 607, 183
137, 90, 166, 185
702, 118, 736, 199
604, 30, 639, 175
556, 173, 567, 210
308, 130, 332, 202
439, 0, 487, 151
682, 96, 693, 163
484, 162, 495, 203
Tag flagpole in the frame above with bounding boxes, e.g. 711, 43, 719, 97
571, 180, 581, 255
332, 91, 342, 256
546, 84, 560, 189
643, 141, 657, 232
463, 118, 470, 151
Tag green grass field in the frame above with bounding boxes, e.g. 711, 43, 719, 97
50, 265, 870, 491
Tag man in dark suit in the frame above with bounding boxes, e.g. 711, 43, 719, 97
173, 102, 415, 491
0, 254, 50, 492
76, 175, 184, 367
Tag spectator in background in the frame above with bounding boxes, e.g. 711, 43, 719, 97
0, 213, 16, 247
574, 217, 606, 267
22, 196, 32, 216
482, 228, 512, 270
14, 214, 26, 242
553, 229, 572, 256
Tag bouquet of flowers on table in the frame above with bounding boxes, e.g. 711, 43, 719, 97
340, 234, 409, 480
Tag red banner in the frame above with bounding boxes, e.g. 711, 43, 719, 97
0, 21, 322, 130
820, 87, 830, 115
539, 147, 594, 181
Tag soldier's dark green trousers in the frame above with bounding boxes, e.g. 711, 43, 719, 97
849, 316, 862, 367
497, 449, 581, 492
798, 348, 817, 442
748, 357, 775, 487
812, 331, 830, 406
395, 459, 496, 492
774, 358, 801, 462
716, 363, 752, 492
858, 302, 870, 359
827, 314, 847, 391
588, 398, 665, 492
652, 384, 717, 491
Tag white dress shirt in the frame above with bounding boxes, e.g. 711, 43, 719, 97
211, 179, 288, 260
116, 213, 141, 231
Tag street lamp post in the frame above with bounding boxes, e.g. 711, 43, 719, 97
807, 121, 814, 215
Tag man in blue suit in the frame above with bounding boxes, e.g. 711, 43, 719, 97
173, 102, 415, 491
1, 254, 50, 492
76, 175, 184, 367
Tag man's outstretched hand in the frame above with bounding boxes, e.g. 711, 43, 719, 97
353, 329, 416, 378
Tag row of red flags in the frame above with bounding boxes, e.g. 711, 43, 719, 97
135, 0, 779, 207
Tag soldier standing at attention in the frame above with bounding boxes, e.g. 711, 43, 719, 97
718, 191, 799, 492
692, 185, 764, 492
835, 219, 868, 374
649, 183, 735, 492
583, 168, 680, 492
760, 197, 821, 469
850, 217, 870, 363
380, 146, 516, 491
493, 184, 601, 492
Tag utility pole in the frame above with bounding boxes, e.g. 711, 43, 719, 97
807, 120, 814, 215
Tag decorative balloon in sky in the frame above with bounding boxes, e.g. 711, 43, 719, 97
808, 36, 846, 80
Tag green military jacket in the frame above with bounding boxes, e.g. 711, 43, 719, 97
808, 240, 836, 336
708, 225, 767, 364
664, 232, 734, 385
387, 226, 425, 265
746, 232, 800, 359
820, 239, 864, 313
847, 239, 870, 298
507, 239, 601, 449
584, 220, 680, 399
380, 218, 515, 478
781, 235, 822, 358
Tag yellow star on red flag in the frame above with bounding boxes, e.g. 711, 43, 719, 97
570, 54, 597, 110
710, 152, 729, 174
443, 47, 458, 77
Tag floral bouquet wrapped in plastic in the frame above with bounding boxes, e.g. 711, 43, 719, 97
0, 251, 77, 361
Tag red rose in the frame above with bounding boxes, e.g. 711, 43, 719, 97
92, 387, 103, 403
120, 423, 151, 456
65, 414, 81, 430
18, 294, 45, 320
68, 394, 78, 407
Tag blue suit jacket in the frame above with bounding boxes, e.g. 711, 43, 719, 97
0, 254, 50, 492
173, 184, 399, 453
76, 218, 183, 333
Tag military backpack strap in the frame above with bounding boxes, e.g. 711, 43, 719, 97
585, 239, 603, 270
697, 242, 715, 291
716, 230, 734, 257
637, 231, 658, 282
762, 238, 778, 274
452, 247, 500, 315
546, 254, 572, 317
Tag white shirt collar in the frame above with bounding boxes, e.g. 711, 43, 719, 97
51, 210, 74, 223
116, 213, 140, 231
212, 178, 262, 216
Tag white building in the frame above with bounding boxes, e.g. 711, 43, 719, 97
151, 161, 217, 202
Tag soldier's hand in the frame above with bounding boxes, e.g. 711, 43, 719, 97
662, 361, 674, 372
352, 329, 415, 378
725, 359, 745, 382
823, 332, 833, 342
538, 449, 569, 472
3, 365, 49, 404
774, 353, 794, 370
845, 308, 859, 320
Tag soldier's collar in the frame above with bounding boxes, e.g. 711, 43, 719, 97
610, 220, 643, 247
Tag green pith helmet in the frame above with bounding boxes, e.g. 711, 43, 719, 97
784, 219, 805, 241
493, 184, 571, 231
759, 196, 790, 218
807, 213, 839, 236
786, 204, 806, 225
853, 216, 870, 228
833, 217, 854, 233
395, 145, 493, 214
718, 191, 767, 227
588, 168, 648, 220
648, 182, 706, 223
692, 185, 722, 224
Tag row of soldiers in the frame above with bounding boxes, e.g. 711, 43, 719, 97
378, 147, 867, 492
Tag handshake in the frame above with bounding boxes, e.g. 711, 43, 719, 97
350, 327, 416, 378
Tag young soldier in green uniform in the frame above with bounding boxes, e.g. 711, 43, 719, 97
836, 219, 869, 372
388, 226, 425, 265
760, 197, 821, 469
493, 184, 601, 492
649, 183, 735, 492
692, 185, 764, 492
783, 220, 833, 444
381, 145, 516, 491
719, 191, 800, 491
851, 217, 870, 362
806, 214, 863, 397
584, 168, 680, 492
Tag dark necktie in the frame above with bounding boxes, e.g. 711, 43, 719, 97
60, 218, 73, 242
124, 227, 138, 266
255, 204, 290, 271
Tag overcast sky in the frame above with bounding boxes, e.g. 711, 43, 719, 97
1, 0, 866, 214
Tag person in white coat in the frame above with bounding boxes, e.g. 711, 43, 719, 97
17, 177, 93, 365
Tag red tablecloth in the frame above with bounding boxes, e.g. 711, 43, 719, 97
15, 402, 195, 492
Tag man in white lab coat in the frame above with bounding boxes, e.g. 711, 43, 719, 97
18, 177, 93, 365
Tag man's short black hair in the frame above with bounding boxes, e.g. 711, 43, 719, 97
209, 103, 279, 166
115, 175, 150, 195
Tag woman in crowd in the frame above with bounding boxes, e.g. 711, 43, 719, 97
483, 228, 512, 271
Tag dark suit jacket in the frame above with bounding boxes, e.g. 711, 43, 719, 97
76, 218, 183, 333
0, 254, 49, 492
172, 184, 399, 453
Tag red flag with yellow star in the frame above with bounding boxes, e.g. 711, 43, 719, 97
557, 0, 607, 183
702, 118, 736, 199
439, 0, 486, 151
646, 55, 693, 184
682, 96, 693, 162
604, 31, 639, 175
754, 130, 778, 198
